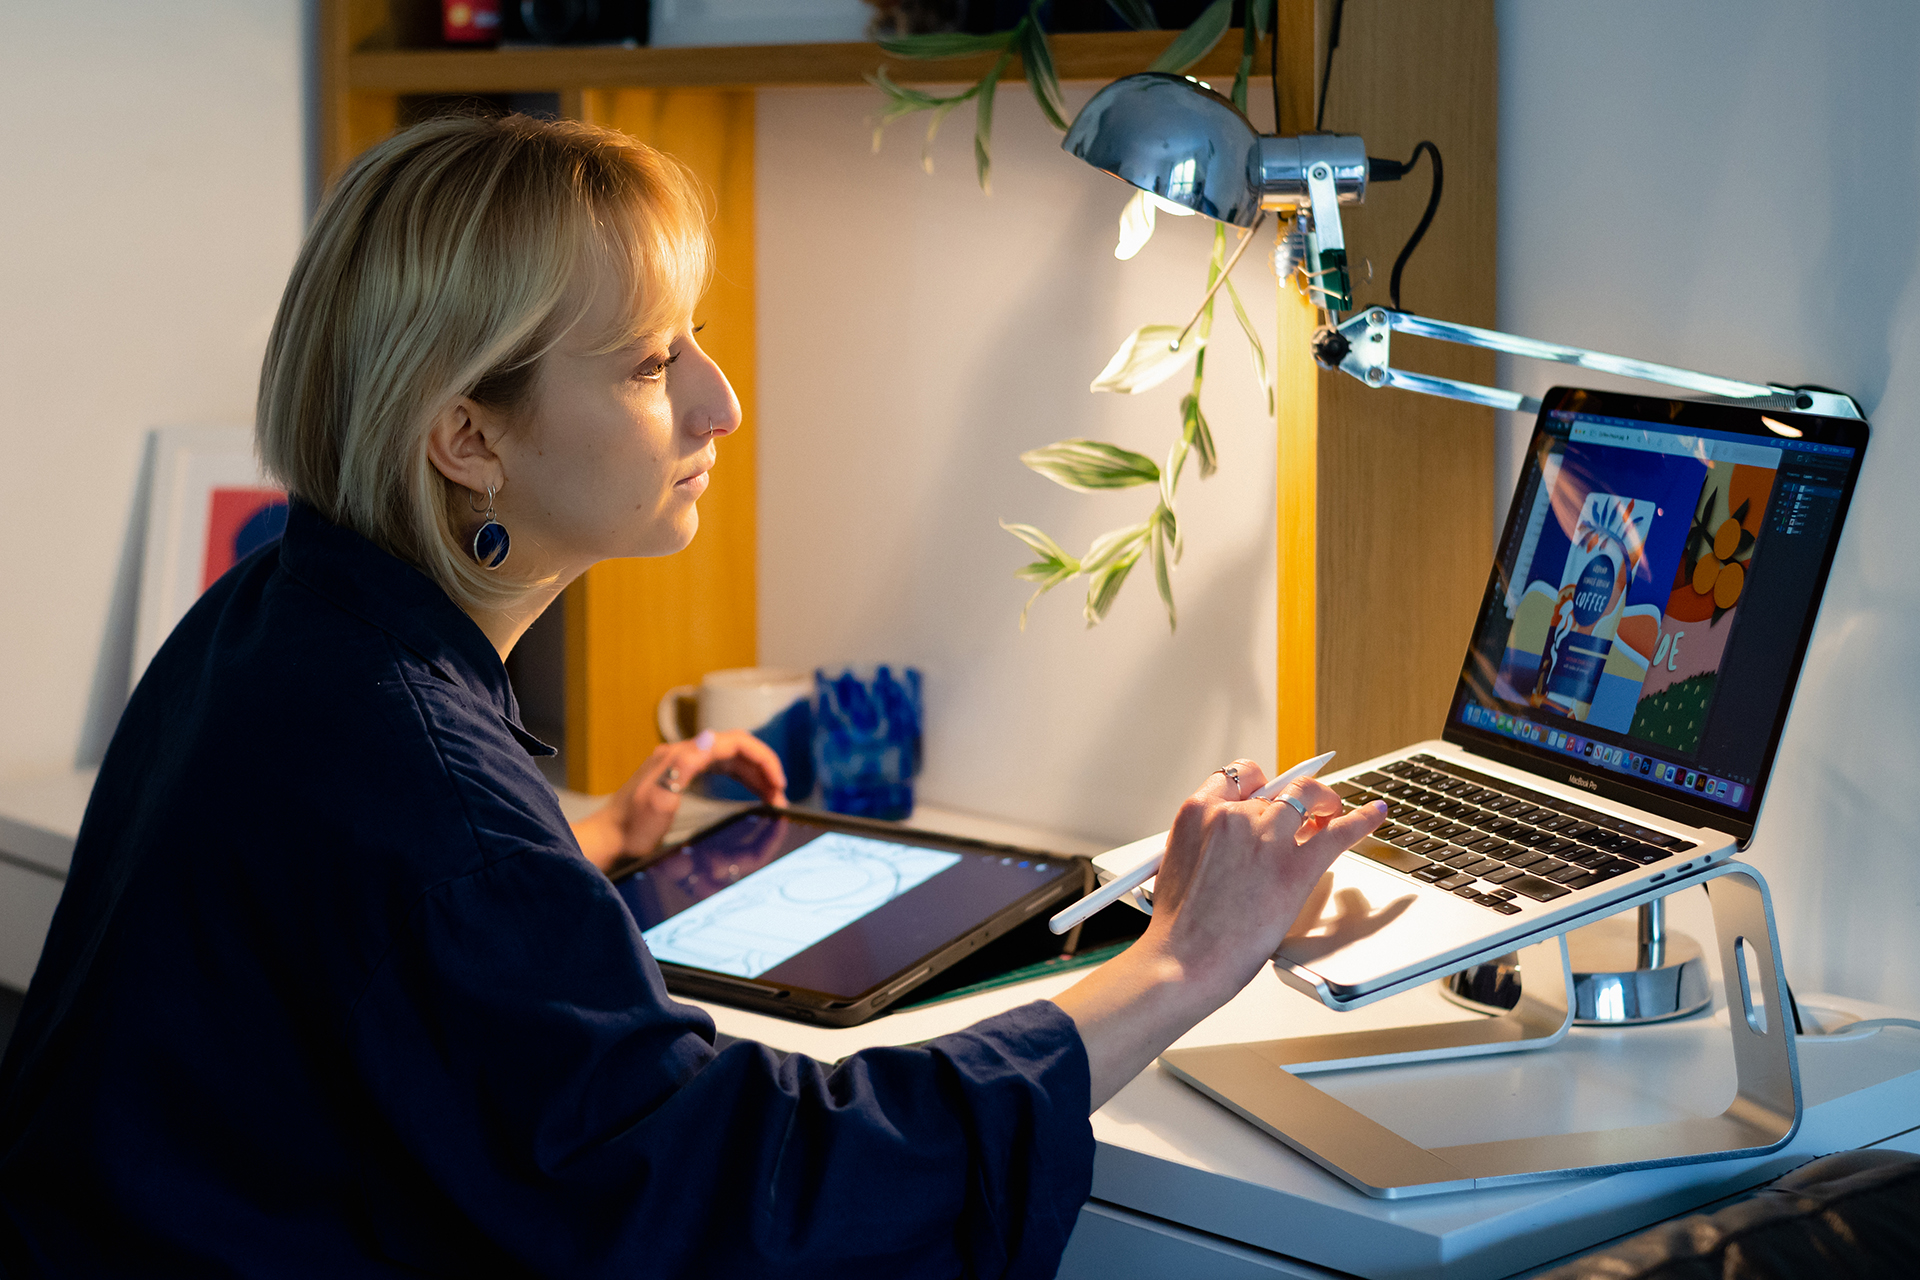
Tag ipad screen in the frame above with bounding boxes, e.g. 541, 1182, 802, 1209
615, 812, 1079, 1000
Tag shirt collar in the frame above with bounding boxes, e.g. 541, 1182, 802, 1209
276, 501, 556, 758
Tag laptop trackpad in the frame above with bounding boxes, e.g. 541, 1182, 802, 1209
1275, 850, 1492, 991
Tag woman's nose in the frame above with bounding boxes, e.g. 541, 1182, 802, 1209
682, 343, 742, 439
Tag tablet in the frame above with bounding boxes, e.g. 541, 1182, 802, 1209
611, 807, 1087, 1026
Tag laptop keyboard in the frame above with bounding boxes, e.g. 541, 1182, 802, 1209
1337, 755, 1696, 917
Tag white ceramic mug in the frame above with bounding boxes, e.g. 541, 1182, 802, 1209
657, 667, 816, 801
657, 667, 812, 743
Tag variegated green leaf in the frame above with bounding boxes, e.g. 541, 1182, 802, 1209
921, 96, 965, 174
876, 31, 1017, 58
1147, 0, 1232, 74
1225, 274, 1273, 416
1018, 19, 1069, 131
1106, 0, 1159, 30
1115, 189, 1156, 261
1000, 520, 1078, 568
974, 50, 1012, 192
1084, 532, 1147, 626
1090, 324, 1200, 394
1081, 521, 1151, 573
1002, 521, 1079, 630
1151, 512, 1175, 631
1021, 439, 1159, 491
1231, 21, 1255, 113
1161, 436, 1186, 508
1180, 394, 1218, 478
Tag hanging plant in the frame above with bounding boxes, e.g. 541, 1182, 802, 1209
870, 0, 1279, 631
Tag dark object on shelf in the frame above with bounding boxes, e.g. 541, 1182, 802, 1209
443, 0, 502, 45
863, 0, 1228, 38
1536, 1148, 1920, 1279
502, 0, 649, 45
865, 0, 964, 37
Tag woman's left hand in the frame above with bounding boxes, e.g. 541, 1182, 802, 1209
571, 729, 787, 872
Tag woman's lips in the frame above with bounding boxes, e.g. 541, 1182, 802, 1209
674, 465, 710, 495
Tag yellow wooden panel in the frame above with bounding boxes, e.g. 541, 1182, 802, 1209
321, 0, 395, 178
1272, 0, 1322, 766
1275, 280, 1321, 766
566, 90, 758, 794
1311, 0, 1497, 762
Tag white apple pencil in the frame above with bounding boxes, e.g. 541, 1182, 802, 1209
1047, 750, 1338, 936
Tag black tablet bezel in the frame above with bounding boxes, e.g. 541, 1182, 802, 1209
610, 806, 1090, 1027
1442, 386, 1869, 845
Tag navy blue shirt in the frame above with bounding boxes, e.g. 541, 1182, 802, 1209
0, 503, 1093, 1276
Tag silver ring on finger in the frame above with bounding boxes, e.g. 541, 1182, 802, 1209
1214, 763, 1243, 799
1273, 791, 1310, 820
658, 765, 686, 794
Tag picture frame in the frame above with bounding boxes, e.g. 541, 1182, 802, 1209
131, 426, 287, 684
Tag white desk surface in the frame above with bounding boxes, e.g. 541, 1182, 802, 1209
7, 772, 1920, 1278
687, 882, 1920, 1280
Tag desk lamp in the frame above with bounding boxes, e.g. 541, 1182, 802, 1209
1063, 73, 1862, 1026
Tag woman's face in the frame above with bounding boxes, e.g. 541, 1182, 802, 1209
489, 257, 741, 577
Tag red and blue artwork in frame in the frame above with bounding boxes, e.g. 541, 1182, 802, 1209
201, 487, 289, 591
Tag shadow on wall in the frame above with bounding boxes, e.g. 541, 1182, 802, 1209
76, 432, 157, 768
901, 150, 1277, 836
1800, 4, 1920, 415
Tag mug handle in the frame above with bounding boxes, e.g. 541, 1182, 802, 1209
656, 684, 698, 743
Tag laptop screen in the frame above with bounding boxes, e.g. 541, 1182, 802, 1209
1445, 386, 1868, 841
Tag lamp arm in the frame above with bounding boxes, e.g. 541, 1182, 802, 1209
1316, 307, 1864, 421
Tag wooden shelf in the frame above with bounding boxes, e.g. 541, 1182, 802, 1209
347, 29, 1272, 95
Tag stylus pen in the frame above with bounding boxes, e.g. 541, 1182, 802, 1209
1047, 751, 1338, 936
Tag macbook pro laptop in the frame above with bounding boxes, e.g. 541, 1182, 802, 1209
1096, 385, 1868, 1009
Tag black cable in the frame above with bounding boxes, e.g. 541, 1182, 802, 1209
1314, 0, 1345, 132
1269, 0, 1280, 129
1387, 140, 1442, 313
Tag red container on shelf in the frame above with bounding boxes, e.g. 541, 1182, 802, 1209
443, 0, 502, 45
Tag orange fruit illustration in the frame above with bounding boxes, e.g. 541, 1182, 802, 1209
1713, 517, 1742, 560
1692, 555, 1719, 596
1714, 560, 1745, 609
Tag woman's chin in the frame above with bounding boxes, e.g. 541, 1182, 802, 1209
643, 511, 698, 558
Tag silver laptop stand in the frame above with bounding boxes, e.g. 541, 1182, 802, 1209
1160, 862, 1800, 1198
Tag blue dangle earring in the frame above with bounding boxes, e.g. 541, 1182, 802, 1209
470, 484, 510, 570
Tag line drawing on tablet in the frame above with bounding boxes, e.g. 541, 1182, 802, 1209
642, 833, 960, 977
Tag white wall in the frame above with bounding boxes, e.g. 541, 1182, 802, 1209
0, 1, 309, 777
757, 84, 1280, 844
1498, 0, 1920, 1007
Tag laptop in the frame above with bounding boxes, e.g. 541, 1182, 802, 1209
1096, 385, 1869, 1009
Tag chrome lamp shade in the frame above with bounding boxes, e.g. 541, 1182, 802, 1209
1062, 72, 1269, 226
1063, 73, 1368, 309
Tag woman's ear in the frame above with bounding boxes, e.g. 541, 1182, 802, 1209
424, 397, 504, 494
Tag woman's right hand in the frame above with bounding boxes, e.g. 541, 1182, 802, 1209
1050, 761, 1387, 1110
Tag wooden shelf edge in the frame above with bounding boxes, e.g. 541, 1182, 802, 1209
347, 30, 1273, 94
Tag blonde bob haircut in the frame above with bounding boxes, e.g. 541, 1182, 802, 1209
258, 113, 712, 612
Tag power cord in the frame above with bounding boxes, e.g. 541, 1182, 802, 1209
1798, 1017, 1920, 1043
1304, 1, 1444, 314
1269, 0, 1280, 129
1314, 0, 1345, 132
1788, 982, 1920, 1041
1365, 142, 1444, 312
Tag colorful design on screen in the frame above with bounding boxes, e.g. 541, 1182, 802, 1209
1628, 464, 1777, 752
202, 487, 289, 591
1495, 442, 1709, 731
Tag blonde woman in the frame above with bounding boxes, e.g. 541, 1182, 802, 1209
0, 115, 1385, 1277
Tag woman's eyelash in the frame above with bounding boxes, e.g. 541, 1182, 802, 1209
637, 351, 681, 380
